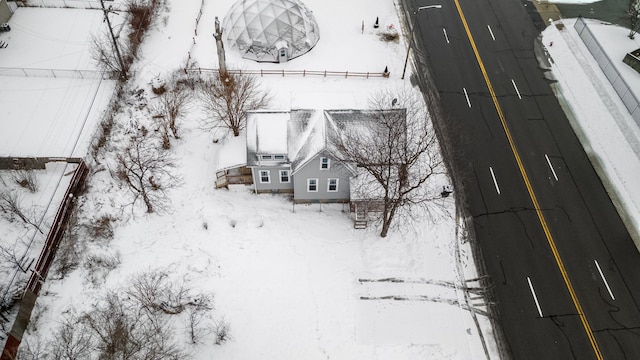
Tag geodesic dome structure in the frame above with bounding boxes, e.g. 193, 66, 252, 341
222, 0, 320, 63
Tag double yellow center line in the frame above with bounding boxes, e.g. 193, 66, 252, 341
450, 0, 603, 358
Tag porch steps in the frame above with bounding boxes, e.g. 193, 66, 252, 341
354, 203, 368, 229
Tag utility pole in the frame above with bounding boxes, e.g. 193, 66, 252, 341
214, 16, 227, 78
401, 5, 442, 80
100, 0, 128, 81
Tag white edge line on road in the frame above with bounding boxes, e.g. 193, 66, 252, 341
463, 87, 471, 108
489, 166, 500, 194
545, 154, 559, 181
594, 259, 615, 301
487, 24, 496, 41
443, 28, 450, 44
527, 277, 544, 317
511, 78, 522, 100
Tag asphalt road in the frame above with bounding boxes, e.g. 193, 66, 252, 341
402, 0, 640, 358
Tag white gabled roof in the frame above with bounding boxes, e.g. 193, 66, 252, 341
246, 110, 290, 166
246, 108, 404, 173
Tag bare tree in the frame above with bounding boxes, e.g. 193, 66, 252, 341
48, 316, 94, 360
90, 33, 133, 80
0, 190, 44, 234
115, 134, 179, 213
198, 72, 271, 137
152, 75, 193, 140
627, 0, 640, 39
0, 240, 29, 272
333, 89, 445, 237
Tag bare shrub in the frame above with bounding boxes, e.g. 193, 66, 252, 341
53, 226, 84, 279
91, 112, 115, 159
0, 190, 44, 234
12, 170, 38, 193
79, 292, 185, 360
152, 73, 192, 139
127, 270, 212, 315
88, 214, 115, 240
115, 133, 179, 213
213, 317, 232, 345
83, 252, 121, 286
198, 72, 271, 137
127, 0, 162, 54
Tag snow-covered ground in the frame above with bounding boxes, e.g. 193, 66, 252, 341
542, 18, 640, 243
0, 7, 117, 157
1, 0, 640, 359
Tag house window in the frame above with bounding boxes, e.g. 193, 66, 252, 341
259, 170, 270, 183
328, 178, 339, 192
280, 170, 290, 183
320, 157, 330, 170
261, 155, 273, 160
307, 178, 318, 192
274, 155, 285, 160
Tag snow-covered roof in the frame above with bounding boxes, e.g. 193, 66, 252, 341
222, 0, 320, 62
246, 110, 290, 166
246, 108, 405, 173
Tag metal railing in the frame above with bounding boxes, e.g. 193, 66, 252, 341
0, 67, 108, 79
16, 0, 125, 11
574, 16, 640, 125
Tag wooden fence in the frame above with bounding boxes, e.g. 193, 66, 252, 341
186, 68, 390, 79
215, 166, 253, 189
2, 160, 88, 360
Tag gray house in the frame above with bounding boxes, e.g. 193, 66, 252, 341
0, 0, 12, 24
245, 109, 373, 203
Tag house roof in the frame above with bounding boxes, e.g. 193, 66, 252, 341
246, 108, 405, 172
246, 110, 290, 166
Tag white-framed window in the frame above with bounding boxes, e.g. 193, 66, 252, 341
280, 170, 290, 183
307, 178, 318, 192
259, 170, 270, 183
261, 155, 273, 160
274, 155, 285, 160
327, 178, 339, 192
320, 157, 330, 170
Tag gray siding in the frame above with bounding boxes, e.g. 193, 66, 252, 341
251, 165, 293, 193
0, 1, 12, 23
292, 152, 351, 203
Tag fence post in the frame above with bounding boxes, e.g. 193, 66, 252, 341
261, 69, 263, 77
345, 71, 348, 78
303, 69, 306, 77
324, 70, 327, 77
282, 69, 285, 77
366, 72, 369, 79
